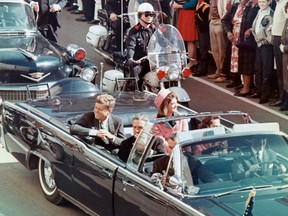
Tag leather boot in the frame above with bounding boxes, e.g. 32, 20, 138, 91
280, 91, 288, 111
269, 90, 286, 106
226, 73, 241, 88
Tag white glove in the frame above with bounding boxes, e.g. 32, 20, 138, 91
279, 44, 285, 53
50, 4, 61, 12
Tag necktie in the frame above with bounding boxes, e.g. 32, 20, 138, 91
256, 151, 262, 176
256, 151, 261, 164
100, 121, 106, 130
100, 121, 109, 144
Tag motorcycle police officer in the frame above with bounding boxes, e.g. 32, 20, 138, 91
125, 2, 156, 90
104, 0, 130, 52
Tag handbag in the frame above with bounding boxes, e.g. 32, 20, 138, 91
236, 35, 257, 50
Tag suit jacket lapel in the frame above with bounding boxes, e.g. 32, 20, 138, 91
107, 116, 115, 134
93, 118, 101, 130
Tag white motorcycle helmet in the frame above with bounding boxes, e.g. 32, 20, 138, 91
137, 2, 155, 18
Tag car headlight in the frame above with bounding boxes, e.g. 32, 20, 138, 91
79, 67, 97, 82
167, 64, 180, 80
66, 44, 87, 61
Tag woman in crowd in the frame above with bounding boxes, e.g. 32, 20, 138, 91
170, 0, 198, 69
222, 0, 259, 97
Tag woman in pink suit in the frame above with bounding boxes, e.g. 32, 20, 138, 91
151, 89, 189, 153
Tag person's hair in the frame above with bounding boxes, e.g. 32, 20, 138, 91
285, 1, 288, 11
158, 92, 178, 116
198, 116, 220, 129
96, 94, 116, 111
132, 113, 149, 123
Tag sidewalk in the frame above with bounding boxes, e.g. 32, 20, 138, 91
0, 145, 17, 163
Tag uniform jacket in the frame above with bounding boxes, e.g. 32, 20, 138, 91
125, 23, 155, 60
70, 112, 125, 149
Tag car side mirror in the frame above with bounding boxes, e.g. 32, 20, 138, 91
151, 173, 164, 190
169, 175, 182, 188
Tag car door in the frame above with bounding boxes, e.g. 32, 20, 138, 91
2, 103, 75, 195
72, 144, 120, 215
113, 131, 170, 215
114, 166, 170, 216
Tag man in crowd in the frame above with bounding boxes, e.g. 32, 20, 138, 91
28, 0, 67, 42
104, 0, 130, 51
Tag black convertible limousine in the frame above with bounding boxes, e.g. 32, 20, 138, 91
1, 77, 288, 216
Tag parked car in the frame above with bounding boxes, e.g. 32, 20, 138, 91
0, 0, 97, 101
2, 76, 287, 216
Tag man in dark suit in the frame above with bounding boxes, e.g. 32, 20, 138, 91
104, 0, 130, 51
232, 137, 278, 181
118, 114, 165, 162
70, 94, 125, 151
151, 133, 218, 186
27, 0, 67, 42
151, 134, 178, 179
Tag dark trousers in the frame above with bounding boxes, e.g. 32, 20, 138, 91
197, 30, 210, 75
82, 0, 95, 20
272, 35, 283, 98
255, 44, 274, 98
111, 19, 130, 52
222, 41, 232, 77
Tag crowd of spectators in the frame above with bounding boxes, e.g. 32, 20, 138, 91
64, 0, 288, 108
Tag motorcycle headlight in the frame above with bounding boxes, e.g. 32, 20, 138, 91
167, 64, 180, 80
79, 67, 97, 82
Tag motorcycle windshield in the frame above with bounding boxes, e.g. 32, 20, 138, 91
147, 24, 187, 73
128, 0, 163, 27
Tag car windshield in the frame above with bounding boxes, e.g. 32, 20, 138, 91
178, 133, 288, 196
0, 2, 36, 31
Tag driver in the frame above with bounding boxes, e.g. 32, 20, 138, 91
125, 2, 156, 90
231, 137, 280, 181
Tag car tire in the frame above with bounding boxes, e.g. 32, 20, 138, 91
38, 158, 64, 204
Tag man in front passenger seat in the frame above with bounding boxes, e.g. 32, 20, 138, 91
118, 114, 165, 162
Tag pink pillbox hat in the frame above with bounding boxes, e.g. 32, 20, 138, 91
154, 89, 171, 109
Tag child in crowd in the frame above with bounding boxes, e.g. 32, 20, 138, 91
251, 0, 274, 104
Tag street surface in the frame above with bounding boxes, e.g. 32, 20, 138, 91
1, 8, 288, 216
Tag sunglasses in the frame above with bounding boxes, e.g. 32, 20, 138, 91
144, 12, 155, 18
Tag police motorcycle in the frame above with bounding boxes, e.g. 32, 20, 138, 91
86, 0, 160, 69
86, 0, 190, 105
141, 24, 191, 105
